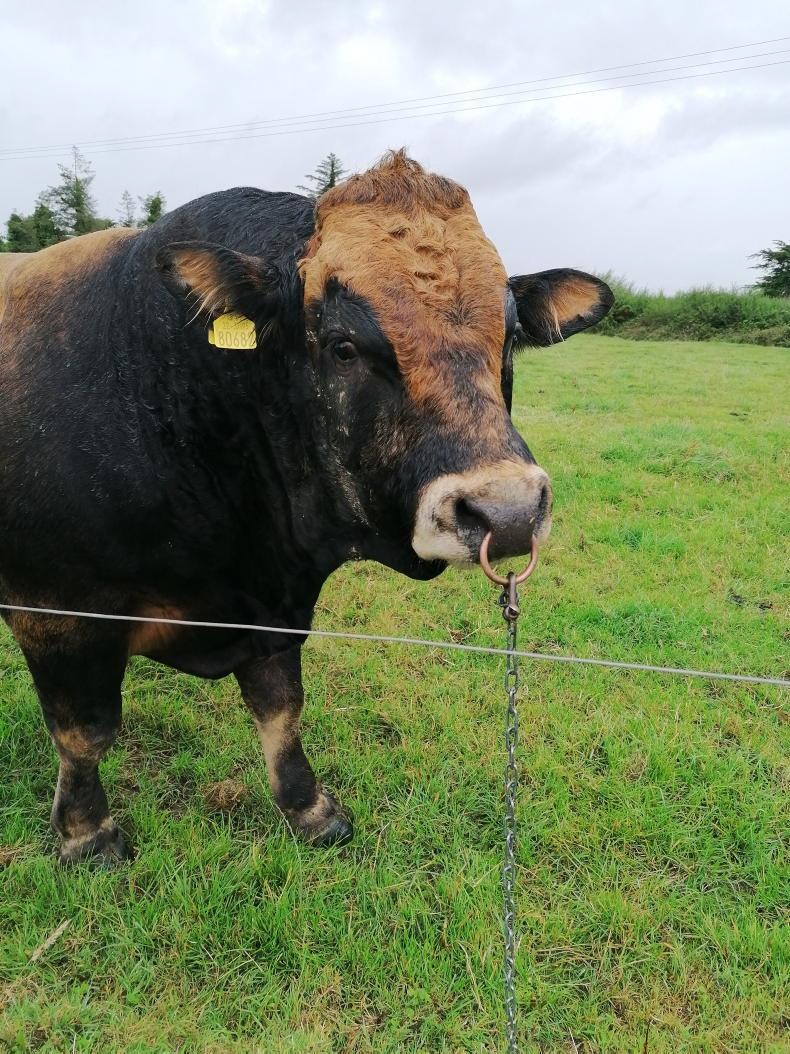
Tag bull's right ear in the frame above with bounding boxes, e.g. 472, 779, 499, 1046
156, 241, 282, 323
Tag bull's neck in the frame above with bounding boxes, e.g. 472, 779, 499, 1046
134, 333, 356, 590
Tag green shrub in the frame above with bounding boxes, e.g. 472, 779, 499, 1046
592, 275, 790, 346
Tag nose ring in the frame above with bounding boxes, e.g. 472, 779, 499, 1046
478, 531, 538, 586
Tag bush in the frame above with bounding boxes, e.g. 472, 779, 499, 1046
592, 275, 790, 346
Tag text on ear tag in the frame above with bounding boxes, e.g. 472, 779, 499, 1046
210, 312, 257, 350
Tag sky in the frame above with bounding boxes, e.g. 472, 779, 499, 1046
1, 1, 788, 292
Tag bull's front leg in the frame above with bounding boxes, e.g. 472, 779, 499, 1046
235, 644, 353, 846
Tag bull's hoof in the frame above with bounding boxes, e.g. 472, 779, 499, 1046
58, 821, 132, 867
288, 792, 354, 847
307, 811, 354, 848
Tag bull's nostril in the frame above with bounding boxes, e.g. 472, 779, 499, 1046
537, 481, 551, 519
454, 496, 489, 534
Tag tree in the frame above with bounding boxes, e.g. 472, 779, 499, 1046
39, 147, 103, 237
297, 153, 346, 200
6, 212, 40, 252
31, 202, 63, 247
4, 203, 61, 252
2, 159, 166, 252
751, 240, 790, 298
118, 190, 137, 228
138, 191, 165, 227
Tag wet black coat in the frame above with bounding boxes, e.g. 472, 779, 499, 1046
0, 189, 436, 676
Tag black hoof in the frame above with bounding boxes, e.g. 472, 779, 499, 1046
59, 823, 132, 867
307, 811, 354, 848
288, 793, 354, 847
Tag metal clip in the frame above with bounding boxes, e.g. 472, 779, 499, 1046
502, 571, 520, 623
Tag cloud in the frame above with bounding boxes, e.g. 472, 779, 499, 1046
1, 0, 788, 290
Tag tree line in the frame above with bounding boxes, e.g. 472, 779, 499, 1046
2, 149, 787, 301
0, 148, 164, 253
0, 150, 351, 256
0, 151, 352, 255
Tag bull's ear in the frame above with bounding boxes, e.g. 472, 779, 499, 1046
156, 241, 281, 322
509, 268, 613, 348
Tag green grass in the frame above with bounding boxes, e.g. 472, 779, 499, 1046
593, 278, 790, 347
1, 336, 788, 1053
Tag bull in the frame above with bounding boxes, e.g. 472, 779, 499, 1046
0, 151, 612, 863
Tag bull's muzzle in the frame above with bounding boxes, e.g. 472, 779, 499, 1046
411, 459, 552, 564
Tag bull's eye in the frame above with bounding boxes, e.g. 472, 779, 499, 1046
333, 341, 358, 372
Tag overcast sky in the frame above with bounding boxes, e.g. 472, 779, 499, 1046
1, 2, 788, 291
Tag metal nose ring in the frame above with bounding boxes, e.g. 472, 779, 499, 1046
478, 532, 538, 586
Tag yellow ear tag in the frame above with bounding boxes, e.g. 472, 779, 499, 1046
208, 312, 257, 350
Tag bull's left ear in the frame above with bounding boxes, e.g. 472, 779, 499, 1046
509, 269, 613, 348
156, 241, 283, 323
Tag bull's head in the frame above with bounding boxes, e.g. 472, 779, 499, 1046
159, 151, 612, 579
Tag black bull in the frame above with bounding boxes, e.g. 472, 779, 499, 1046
0, 153, 612, 862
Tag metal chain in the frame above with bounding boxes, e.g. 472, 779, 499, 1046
500, 572, 521, 1054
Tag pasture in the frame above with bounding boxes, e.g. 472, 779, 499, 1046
1, 334, 787, 1052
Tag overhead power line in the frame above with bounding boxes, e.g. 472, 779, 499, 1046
2, 34, 789, 159
1, 53, 788, 163
3, 44, 790, 161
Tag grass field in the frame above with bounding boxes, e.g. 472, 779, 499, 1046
1, 335, 788, 1053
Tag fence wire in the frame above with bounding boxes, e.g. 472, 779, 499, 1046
0, 602, 786, 688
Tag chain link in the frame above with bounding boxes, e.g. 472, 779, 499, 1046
500, 574, 521, 1054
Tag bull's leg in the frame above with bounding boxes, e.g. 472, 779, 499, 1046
24, 642, 130, 865
235, 645, 352, 846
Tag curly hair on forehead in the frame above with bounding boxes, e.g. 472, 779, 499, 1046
314, 149, 470, 223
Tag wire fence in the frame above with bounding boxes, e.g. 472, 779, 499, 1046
1, 602, 787, 688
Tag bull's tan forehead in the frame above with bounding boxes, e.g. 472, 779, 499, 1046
301, 202, 508, 409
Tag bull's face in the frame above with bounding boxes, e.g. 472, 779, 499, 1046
158, 152, 612, 578
297, 152, 612, 575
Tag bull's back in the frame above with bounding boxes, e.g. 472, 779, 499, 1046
0, 228, 138, 340
0, 253, 29, 280
0, 253, 31, 321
